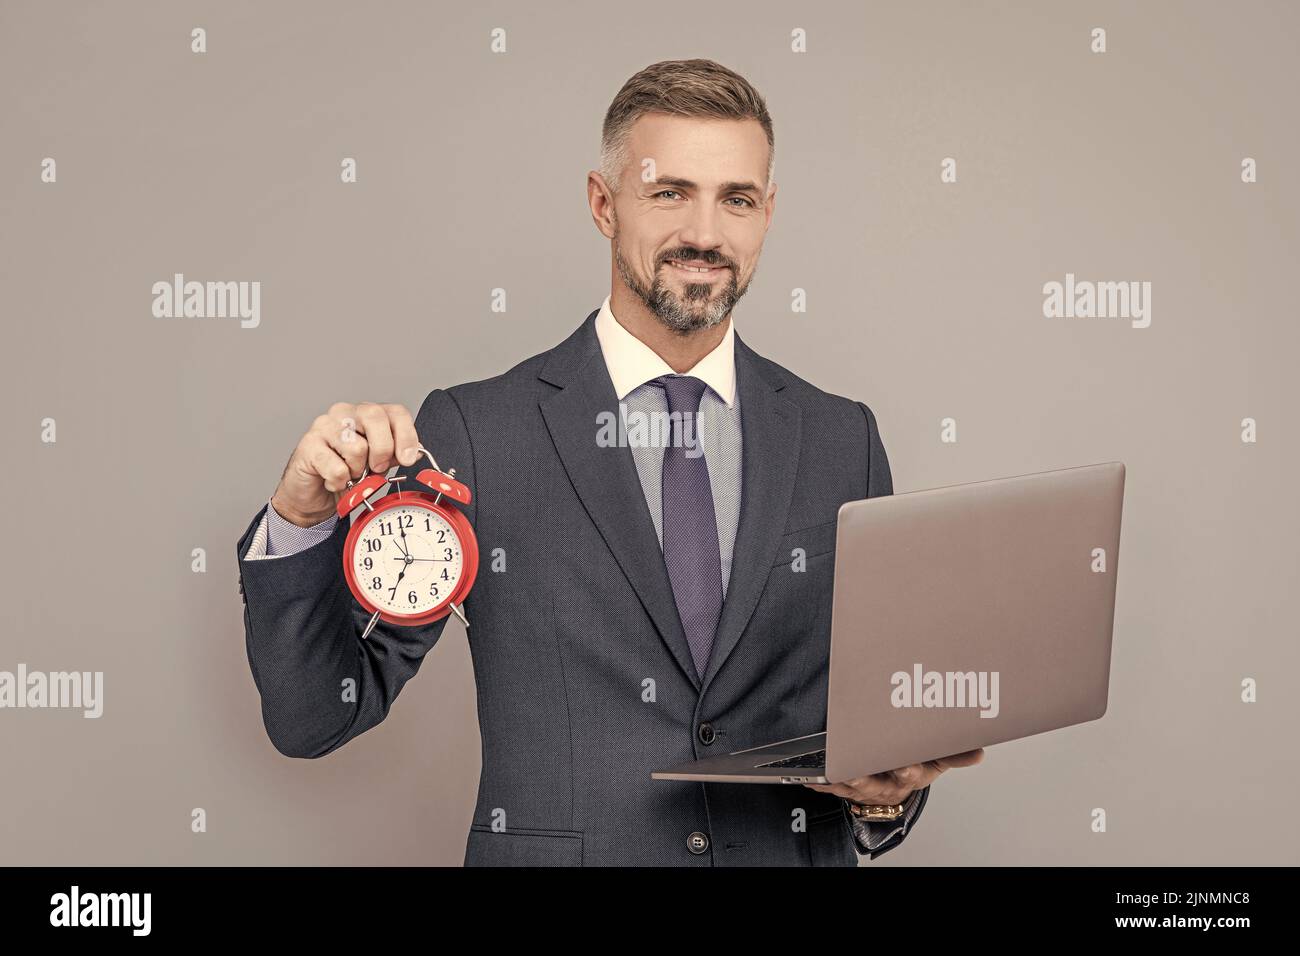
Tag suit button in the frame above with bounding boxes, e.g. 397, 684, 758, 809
687, 831, 709, 855
698, 721, 716, 745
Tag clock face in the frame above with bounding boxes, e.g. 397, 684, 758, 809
351, 502, 465, 616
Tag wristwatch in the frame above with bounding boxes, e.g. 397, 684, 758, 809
846, 798, 907, 822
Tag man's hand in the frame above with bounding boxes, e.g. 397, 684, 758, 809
271, 401, 422, 528
804, 748, 984, 805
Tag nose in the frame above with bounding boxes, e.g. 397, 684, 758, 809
676, 202, 724, 256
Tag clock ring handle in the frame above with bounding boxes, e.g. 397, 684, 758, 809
339, 452, 416, 518
412, 444, 471, 507
339, 445, 466, 518
349, 444, 441, 487
413, 444, 447, 476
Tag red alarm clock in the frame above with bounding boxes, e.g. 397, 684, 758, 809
338, 445, 478, 639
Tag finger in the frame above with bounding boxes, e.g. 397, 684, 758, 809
842, 776, 913, 801
383, 404, 421, 466
834, 772, 916, 804
891, 763, 943, 790
302, 436, 354, 493
353, 402, 396, 471
830, 782, 916, 804
841, 773, 891, 791
934, 748, 985, 770
869, 780, 915, 803
316, 412, 368, 477
321, 403, 369, 476
890, 764, 927, 787
805, 782, 859, 800
826, 773, 897, 801
836, 784, 914, 805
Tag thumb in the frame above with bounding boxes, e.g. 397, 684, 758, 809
933, 748, 985, 771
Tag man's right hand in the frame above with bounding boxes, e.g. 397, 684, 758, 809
270, 401, 422, 528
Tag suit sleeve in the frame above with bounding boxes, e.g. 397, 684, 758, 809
859, 400, 892, 499
235, 387, 476, 758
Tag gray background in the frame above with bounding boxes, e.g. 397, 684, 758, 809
1, 0, 1296, 865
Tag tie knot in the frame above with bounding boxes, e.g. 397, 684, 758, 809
655, 374, 710, 416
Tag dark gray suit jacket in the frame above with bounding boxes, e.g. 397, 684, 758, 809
236, 308, 928, 866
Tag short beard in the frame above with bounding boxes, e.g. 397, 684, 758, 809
613, 233, 749, 335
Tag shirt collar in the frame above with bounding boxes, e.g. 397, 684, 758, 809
593, 294, 736, 407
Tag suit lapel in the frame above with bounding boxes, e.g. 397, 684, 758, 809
538, 311, 702, 689
537, 311, 803, 697
698, 333, 802, 692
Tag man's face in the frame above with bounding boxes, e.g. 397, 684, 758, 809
608, 113, 774, 333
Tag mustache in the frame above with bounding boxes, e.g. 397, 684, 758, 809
661, 252, 730, 268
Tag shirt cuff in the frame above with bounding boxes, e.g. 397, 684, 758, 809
243, 498, 338, 560
845, 786, 925, 854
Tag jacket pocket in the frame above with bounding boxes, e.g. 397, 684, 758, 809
465, 825, 584, 867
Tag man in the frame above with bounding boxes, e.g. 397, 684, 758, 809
237, 58, 981, 866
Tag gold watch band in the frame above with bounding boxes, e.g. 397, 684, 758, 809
847, 799, 906, 822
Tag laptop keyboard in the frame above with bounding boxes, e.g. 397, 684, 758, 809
757, 749, 827, 769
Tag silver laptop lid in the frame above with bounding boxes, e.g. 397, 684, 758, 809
824, 462, 1125, 781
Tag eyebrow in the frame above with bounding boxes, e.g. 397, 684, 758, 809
649, 175, 764, 197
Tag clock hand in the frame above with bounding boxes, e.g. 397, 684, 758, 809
387, 565, 407, 601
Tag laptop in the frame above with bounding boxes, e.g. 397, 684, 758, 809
651, 460, 1125, 784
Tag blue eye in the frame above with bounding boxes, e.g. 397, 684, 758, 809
654, 191, 754, 207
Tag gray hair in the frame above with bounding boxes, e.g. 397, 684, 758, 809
600, 58, 775, 195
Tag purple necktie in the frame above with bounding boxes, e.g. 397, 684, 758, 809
656, 374, 724, 679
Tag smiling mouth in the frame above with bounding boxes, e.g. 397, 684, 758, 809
665, 259, 728, 276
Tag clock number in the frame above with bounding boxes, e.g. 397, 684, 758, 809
365, 538, 382, 552
408, 590, 418, 605
379, 515, 415, 537
371, 576, 383, 590
362, 557, 373, 571
443, 547, 453, 561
